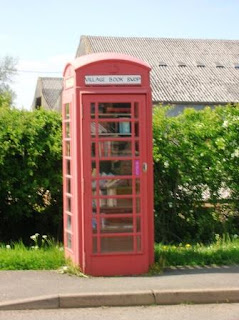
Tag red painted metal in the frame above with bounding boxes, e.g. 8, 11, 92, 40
62, 53, 154, 276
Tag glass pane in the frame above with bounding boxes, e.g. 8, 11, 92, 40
98, 141, 132, 157
66, 178, 71, 194
65, 103, 70, 119
66, 233, 72, 249
93, 237, 97, 253
136, 179, 140, 194
100, 236, 134, 253
99, 160, 132, 176
66, 141, 70, 156
99, 179, 133, 195
91, 143, 96, 157
134, 102, 139, 118
135, 141, 139, 156
100, 217, 133, 233
91, 122, 96, 136
98, 103, 131, 118
65, 122, 70, 138
98, 122, 131, 137
66, 160, 71, 175
92, 161, 97, 177
136, 198, 140, 213
92, 199, 97, 213
91, 103, 95, 118
100, 198, 133, 214
92, 217, 97, 234
136, 216, 141, 232
67, 197, 71, 212
137, 236, 141, 251
134, 122, 139, 137
67, 215, 72, 231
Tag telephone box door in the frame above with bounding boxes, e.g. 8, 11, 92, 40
82, 94, 150, 275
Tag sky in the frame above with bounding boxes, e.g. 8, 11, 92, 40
0, 0, 239, 110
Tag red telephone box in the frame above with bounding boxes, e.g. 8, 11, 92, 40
62, 53, 154, 276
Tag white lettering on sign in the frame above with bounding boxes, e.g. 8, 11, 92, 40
85, 75, 141, 85
65, 77, 74, 89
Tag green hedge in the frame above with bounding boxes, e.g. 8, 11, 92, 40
153, 104, 239, 243
0, 107, 62, 243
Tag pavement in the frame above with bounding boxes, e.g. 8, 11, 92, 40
0, 265, 239, 310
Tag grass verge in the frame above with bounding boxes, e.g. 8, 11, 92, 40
1, 237, 239, 272
153, 238, 239, 271
0, 242, 65, 270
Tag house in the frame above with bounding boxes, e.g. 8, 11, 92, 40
31, 77, 63, 111
32, 35, 239, 112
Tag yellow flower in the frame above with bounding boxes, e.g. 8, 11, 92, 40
185, 244, 191, 249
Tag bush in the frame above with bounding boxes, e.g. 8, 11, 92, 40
153, 104, 239, 244
0, 108, 62, 243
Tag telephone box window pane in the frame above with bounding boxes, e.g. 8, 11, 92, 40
134, 102, 139, 118
92, 217, 97, 234
100, 217, 133, 233
91, 143, 96, 157
92, 199, 97, 213
136, 198, 140, 213
65, 104, 70, 119
100, 198, 133, 214
67, 178, 71, 194
136, 179, 140, 194
99, 160, 132, 176
135, 141, 139, 156
66, 233, 72, 249
91, 122, 96, 136
98, 103, 131, 118
100, 236, 133, 253
136, 216, 141, 232
99, 179, 133, 195
93, 237, 97, 253
65, 122, 70, 138
67, 215, 72, 231
137, 236, 141, 251
92, 161, 97, 177
67, 197, 71, 212
66, 160, 71, 175
91, 103, 95, 118
134, 122, 139, 137
98, 141, 132, 157
98, 122, 131, 137
66, 141, 70, 156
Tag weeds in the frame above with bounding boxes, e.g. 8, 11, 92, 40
0, 235, 65, 270
153, 235, 239, 271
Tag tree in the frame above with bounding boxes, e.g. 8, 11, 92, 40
0, 56, 17, 105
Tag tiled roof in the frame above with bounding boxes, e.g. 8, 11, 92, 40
76, 36, 239, 104
32, 77, 63, 110
41, 77, 63, 109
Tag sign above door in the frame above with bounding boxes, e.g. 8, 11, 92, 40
85, 75, 141, 85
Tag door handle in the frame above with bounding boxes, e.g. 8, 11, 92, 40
143, 162, 148, 173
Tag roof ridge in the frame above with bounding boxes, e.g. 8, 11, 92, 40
85, 35, 239, 42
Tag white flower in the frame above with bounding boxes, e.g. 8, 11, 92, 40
231, 149, 239, 158
30, 235, 36, 240
63, 266, 68, 271
42, 235, 47, 239
222, 120, 229, 128
6, 245, 11, 249
164, 161, 169, 168
34, 246, 39, 250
